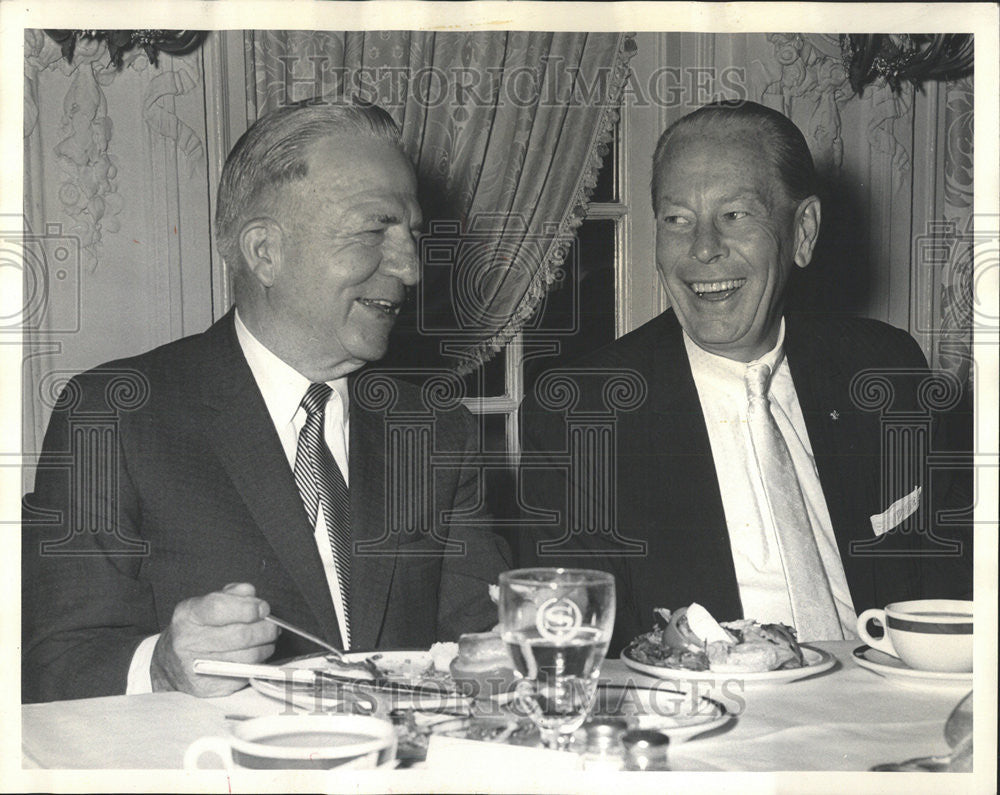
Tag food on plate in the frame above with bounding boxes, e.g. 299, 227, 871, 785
449, 631, 518, 699
429, 642, 459, 673
319, 653, 382, 681
391, 710, 535, 762
626, 603, 806, 673
315, 651, 456, 694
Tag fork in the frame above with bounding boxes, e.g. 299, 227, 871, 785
265, 614, 343, 659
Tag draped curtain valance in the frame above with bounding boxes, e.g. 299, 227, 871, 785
248, 30, 636, 372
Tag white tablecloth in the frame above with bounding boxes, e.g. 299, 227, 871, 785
18, 641, 980, 790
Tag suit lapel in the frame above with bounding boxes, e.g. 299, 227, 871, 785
784, 315, 874, 608
627, 313, 743, 619
198, 313, 341, 646
345, 377, 399, 650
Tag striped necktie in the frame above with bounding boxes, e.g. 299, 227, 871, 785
745, 363, 844, 641
294, 382, 351, 646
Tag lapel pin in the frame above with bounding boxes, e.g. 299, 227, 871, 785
829, 410, 840, 421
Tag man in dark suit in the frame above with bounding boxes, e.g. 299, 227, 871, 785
519, 101, 971, 654
23, 100, 511, 703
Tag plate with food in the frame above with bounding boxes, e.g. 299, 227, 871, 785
621, 603, 835, 685
240, 648, 469, 714
235, 631, 520, 715
592, 684, 731, 741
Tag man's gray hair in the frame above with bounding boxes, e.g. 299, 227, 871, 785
651, 100, 819, 214
215, 98, 403, 269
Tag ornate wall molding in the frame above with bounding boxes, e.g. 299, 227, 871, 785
943, 76, 973, 211
865, 84, 912, 195
758, 34, 852, 172
25, 31, 122, 271
757, 33, 913, 195
24, 30, 206, 271
142, 58, 207, 178
936, 76, 974, 386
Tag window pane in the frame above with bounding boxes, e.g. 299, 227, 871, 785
481, 412, 508, 453
523, 219, 616, 394
480, 414, 518, 531
461, 347, 507, 398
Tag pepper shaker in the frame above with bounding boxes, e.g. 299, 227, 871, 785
582, 717, 629, 771
622, 729, 670, 771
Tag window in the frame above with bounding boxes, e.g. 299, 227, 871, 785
450, 122, 627, 523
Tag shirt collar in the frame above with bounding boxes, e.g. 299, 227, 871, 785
234, 310, 349, 427
683, 318, 787, 383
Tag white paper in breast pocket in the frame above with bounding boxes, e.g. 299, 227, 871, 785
870, 485, 921, 536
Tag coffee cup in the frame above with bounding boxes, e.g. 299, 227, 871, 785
183, 714, 396, 770
856, 599, 972, 672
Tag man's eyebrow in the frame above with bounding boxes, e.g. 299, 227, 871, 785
656, 193, 689, 209
657, 189, 768, 207
344, 211, 402, 226
720, 190, 767, 204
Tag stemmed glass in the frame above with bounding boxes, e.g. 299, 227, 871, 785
498, 568, 616, 750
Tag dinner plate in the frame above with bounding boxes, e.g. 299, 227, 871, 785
390, 684, 729, 763
593, 685, 731, 741
621, 644, 834, 686
851, 645, 973, 690
250, 651, 470, 713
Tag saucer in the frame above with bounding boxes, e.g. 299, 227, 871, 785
851, 645, 973, 690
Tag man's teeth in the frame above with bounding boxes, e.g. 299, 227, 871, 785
691, 279, 745, 296
357, 298, 401, 315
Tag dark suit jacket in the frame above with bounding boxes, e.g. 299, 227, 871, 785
519, 310, 971, 653
23, 311, 511, 702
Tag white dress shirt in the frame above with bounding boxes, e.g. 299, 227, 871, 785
126, 311, 353, 694
683, 319, 858, 637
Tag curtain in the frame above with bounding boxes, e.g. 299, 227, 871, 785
248, 31, 636, 372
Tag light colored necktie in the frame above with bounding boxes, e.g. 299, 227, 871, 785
294, 382, 351, 646
745, 363, 844, 641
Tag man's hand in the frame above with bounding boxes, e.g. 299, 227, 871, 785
150, 582, 279, 697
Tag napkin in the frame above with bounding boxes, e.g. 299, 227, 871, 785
23, 692, 229, 769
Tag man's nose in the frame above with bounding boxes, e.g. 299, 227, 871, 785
689, 221, 728, 264
383, 232, 421, 286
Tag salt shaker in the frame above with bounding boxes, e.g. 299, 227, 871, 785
622, 729, 670, 771
581, 718, 629, 771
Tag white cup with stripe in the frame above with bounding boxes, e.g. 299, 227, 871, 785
856, 599, 973, 672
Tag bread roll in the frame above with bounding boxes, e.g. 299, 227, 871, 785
449, 632, 517, 699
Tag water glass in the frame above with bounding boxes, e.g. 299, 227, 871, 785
498, 568, 615, 750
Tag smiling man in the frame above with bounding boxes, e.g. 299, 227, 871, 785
519, 101, 971, 654
23, 100, 510, 702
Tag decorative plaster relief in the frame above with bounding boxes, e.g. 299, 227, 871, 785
757, 33, 913, 193
758, 34, 851, 172
26, 32, 122, 271
937, 76, 974, 385
142, 57, 207, 178
865, 84, 912, 193
943, 76, 973, 211
24, 30, 206, 271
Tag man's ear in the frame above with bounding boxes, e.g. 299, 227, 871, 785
792, 195, 821, 269
239, 218, 283, 288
